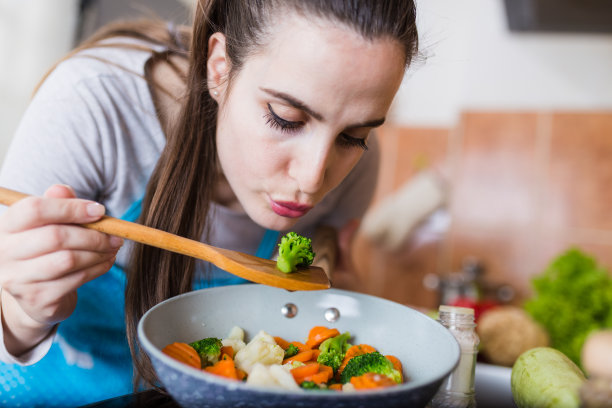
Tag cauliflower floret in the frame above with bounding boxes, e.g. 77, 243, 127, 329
226, 326, 245, 341
221, 326, 247, 354
246, 363, 300, 390
234, 330, 284, 374
342, 382, 356, 392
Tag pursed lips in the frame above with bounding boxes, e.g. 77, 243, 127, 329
270, 199, 313, 218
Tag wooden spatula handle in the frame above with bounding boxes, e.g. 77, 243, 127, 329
0, 186, 216, 261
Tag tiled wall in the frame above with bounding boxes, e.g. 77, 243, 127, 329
349, 111, 612, 309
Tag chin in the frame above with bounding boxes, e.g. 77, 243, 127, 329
254, 213, 300, 232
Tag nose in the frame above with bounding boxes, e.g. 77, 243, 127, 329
289, 138, 333, 195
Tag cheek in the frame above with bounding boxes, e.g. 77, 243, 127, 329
218, 111, 285, 181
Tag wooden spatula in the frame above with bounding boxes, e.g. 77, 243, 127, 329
0, 187, 331, 291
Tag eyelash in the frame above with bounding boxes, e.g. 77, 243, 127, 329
264, 104, 368, 151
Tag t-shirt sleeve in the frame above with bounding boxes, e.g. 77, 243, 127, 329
0, 60, 114, 206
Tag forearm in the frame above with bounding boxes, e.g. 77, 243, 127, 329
1, 289, 56, 359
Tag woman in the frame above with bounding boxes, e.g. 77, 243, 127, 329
0, 0, 418, 406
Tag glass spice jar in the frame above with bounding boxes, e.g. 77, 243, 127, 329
428, 305, 479, 408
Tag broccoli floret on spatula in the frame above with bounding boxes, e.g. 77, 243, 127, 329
276, 232, 315, 273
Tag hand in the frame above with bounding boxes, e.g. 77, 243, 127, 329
0, 184, 123, 356
323, 220, 361, 290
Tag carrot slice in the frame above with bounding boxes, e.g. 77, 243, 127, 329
306, 327, 340, 349
204, 359, 238, 380
350, 372, 397, 389
328, 383, 343, 391
304, 370, 331, 384
319, 364, 333, 377
290, 341, 311, 352
162, 342, 201, 369
291, 362, 320, 382
236, 368, 247, 381
273, 336, 291, 349
385, 355, 403, 380
283, 349, 314, 365
337, 344, 377, 375
220, 346, 234, 359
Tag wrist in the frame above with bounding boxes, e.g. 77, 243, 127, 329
0, 289, 56, 357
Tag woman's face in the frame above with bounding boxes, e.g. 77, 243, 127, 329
212, 15, 405, 231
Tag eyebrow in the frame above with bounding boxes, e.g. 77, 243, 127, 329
260, 87, 386, 129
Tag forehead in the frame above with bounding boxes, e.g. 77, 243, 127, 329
234, 14, 406, 117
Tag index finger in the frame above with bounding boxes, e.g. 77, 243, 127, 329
0, 195, 106, 233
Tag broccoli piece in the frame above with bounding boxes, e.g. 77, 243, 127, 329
189, 337, 222, 367
317, 332, 351, 373
284, 343, 299, 359
276, 232, 315, 273
300, 381, 324, 390
339, 352, 402, 384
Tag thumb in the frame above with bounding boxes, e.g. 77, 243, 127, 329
43, 184, 77, 199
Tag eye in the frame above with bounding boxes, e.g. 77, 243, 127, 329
264, 103, 303, 134
337, 133, 369, 151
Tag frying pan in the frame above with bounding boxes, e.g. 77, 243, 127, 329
138, 284, 460, 408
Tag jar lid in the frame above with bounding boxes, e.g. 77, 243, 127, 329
439, 305, 475, 315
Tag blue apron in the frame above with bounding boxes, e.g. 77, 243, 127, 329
0, 199, 280, 407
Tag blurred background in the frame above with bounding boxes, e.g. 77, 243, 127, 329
1, 0, 612, 311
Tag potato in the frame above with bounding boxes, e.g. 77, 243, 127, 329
511, 347, 586, 408
477, 306, 549, 366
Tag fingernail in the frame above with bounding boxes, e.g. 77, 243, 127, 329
110, 236, 124, 248
87, 202, 105, 217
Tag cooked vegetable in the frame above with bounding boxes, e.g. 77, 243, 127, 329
273, 336, 291, 350
189, 337, 222, 367
234, 330, 285, 374
385, 355, 403, 375
290, 362, 333, 385
340, 351, 402, 384
511, 347, 586, 408
338, 344, 377, 375
276, 232, 315, 273
317, 331, 351, 373
222, 326, 246, 355
350, 372, 397, 389
164, 325, 405, 392
284, 344, 299, 359
247, 363, 300, 390
524, 248, 612, 366
204, 355, 239, 380
306, 326, 340, 349
161, 342, 201, 369
290, 362, 320, 383
300, 381, 321, 390
282, 349, 315, 365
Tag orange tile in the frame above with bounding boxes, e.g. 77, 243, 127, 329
393, 127, 450, 190
544, 112, 612, 231
370, 125, 399, 206
448, 228, 537, 302
451, 112, 541, 231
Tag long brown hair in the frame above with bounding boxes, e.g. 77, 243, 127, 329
74, 0, 418, 388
